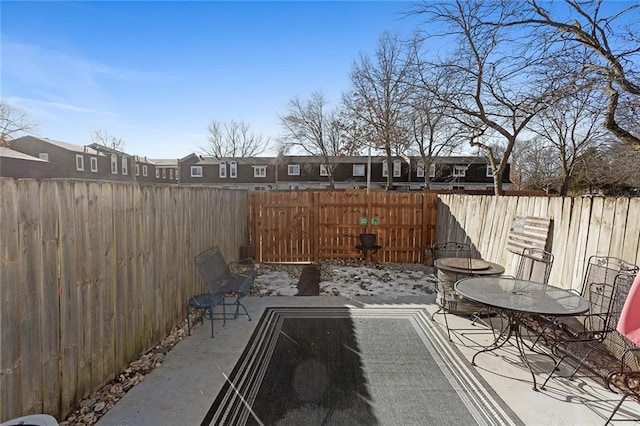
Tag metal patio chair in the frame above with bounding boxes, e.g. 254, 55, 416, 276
187, 245, 257, 337
540, 271, 636, 390
525, 255, 638, 346
431, 242, 473, 340
516, 247, 554, 285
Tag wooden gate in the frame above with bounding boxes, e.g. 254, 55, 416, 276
250, 190, 438, 263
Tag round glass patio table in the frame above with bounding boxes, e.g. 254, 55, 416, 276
454, 276, 590, 391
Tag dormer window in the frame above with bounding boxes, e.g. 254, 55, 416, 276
453, 165, 466, 177
288, 164, 300, 176
417, 161, 425, 178
219, 161, 227, 178
393, 160, 401, 177
230, 161, 237, 178
75, 154, 84, 171
111, 154, 118, 174
90, 157, 98, 173
121, 156, 128, 175
486, 166, 494, 177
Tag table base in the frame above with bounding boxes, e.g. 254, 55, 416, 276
471, 311, 556, 391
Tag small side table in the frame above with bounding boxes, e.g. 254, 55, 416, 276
355, 244, 382, 265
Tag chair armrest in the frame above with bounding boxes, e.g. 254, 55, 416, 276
228, 258, 256, 273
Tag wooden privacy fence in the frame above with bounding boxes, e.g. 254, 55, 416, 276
249, 190, 438, 263
0, 179, 249, 422
437, 194, 640, 293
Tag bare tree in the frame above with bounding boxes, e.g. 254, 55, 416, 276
0, 100, 37, 147
201, 119, 269, 157
90, 129, 126, 151
408, 60, 467, 187
412, 0, 559, 195
501, 0, 640, 148
277, 91, 348, 188
516, 137, 562, 193
572, 140, 640, 195
531, 82, 607, 195
342, 31, 416, 189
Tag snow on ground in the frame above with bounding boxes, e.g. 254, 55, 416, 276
252, 261, 438, 298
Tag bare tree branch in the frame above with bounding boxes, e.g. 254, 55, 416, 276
90, 129, 126, 151
201, 119, 270, 157
0, 100, 37, 147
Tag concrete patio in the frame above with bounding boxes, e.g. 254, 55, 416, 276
95, 294, 640, 426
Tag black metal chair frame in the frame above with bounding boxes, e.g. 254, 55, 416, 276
540, 271, 636, 389
430, 242, 473, 341
187, 246, 256, 337
516, 247, 554, 285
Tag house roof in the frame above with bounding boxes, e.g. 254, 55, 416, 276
188, 155, 492, 166
151, 159, 178, 167
16, 136, 102, 155
0, 147, 48, 161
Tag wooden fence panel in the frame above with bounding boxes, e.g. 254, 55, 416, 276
0, 179, 249, 422
437, 194, 640, 293
250, 190, 438, 263
316, 191, 367, 260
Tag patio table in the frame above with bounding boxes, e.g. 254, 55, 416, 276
455, 276, 590, 391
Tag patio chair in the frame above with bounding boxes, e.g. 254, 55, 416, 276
187, 246, 257, 337
431, 242, 473, 340
525, 255, 638, 346
516, 247, 554, 285
540, 271, 636, 389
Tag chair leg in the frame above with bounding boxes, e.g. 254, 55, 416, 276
235, 300, 252, 321
186, 303, 192, 336
208, 306, 214, 338
605, 394, 630, 425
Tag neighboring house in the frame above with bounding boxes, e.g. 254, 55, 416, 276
10, 135, 112, 180
179, 154, 277, 190
8, 135, 171, 184
6, 135, 509, 190
178, 154, 511, 191
0, 147, 50, 178
149, 158, 179, 184
87, 143, 159, 183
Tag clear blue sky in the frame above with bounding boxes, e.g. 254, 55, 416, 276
2, 1, 423, 159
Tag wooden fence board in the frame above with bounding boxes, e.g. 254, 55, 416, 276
609, 198, 629, 260
623, 198, 640, 267
40, 181, 61, 415
58, 181, 79, 414
1, 180, 20, 419
18, 179, 43, 414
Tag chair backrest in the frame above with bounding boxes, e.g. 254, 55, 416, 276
516, 247, 554, 285
580, 256, 639, 298
195, 246, 231, 287
432, 242, 472, 273
604, 273, 640, 368
584, 271, 635, 339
